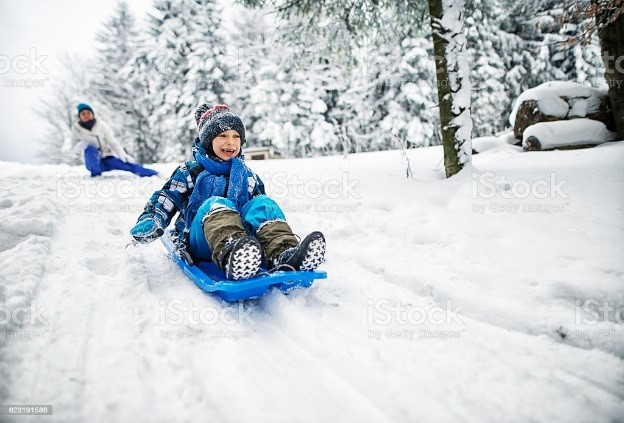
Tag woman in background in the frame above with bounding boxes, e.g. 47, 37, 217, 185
66, 103, 158, 177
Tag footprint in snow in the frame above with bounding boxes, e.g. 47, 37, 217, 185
81, 255, 119, 276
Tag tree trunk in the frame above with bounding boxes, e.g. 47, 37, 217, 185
597, 4, 624, 140
427, 0, 473, 178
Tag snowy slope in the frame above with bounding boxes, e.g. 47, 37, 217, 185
1, 139, 623, 422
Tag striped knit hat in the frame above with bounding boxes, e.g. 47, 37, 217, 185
195, 104, 246, 149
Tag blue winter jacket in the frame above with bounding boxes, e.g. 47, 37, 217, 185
136, 141, 265, 246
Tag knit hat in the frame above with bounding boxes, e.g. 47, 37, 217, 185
195, 104, 246, 148
76, 103, 94, 116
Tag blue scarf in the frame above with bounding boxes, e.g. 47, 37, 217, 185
185, 144, 250, 226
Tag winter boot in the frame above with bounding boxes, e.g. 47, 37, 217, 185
257, 221, 326, 271
203, 209, 261, 280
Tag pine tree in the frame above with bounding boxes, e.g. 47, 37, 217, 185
118, 41, 165, 163
224, 7, 277, 146
227, 8, 348, 157
146, 0, 233, 159
464, 0, 509, 137
91, 1, 141, 157
241, 0, 471, 177
338, 37, 439, 152
463, 0, 600, 136
533, 1, 606, 87
245, 50, 346, 157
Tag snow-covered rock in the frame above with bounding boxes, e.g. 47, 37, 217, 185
523, 119, 617, 151
510, 81, 615, 145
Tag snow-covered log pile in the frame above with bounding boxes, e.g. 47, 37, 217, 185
509, 81, 617, 151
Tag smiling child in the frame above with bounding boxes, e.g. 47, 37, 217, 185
129, 104, 326, 280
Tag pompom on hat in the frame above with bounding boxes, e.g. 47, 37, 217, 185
195, 104, 246, 149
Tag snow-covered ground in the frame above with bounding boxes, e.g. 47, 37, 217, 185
1, 138, 623, 422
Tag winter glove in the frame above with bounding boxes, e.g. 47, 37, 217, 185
130, 217, 164, 243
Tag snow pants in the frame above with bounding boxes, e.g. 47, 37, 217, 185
84, 145, 158, 177
188, 195, 286, 262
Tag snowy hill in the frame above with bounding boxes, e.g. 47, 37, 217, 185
1, 139, 623, 422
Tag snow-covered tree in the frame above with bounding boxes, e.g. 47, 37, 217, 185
241, 0, 471, 177
91, 0, 138, 117
117, 41, 166, 163
36, 54, 93, 164
90, 1, 151, 161
223, 8, 277, 145
427, 0, 472, 177
462, 0, 606, 137
542, 0, 624, 139
595, 0, 624, 139
464, 0, 509, 137
248, 53, 346, 157
227, 8, 347, 157
338, 37, 439, 152
146, 0, 233, 159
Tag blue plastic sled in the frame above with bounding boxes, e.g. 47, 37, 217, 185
160, 232, 327, 302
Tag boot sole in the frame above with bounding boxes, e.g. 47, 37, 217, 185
299, 233, 326, 271
226, 238, 262, 280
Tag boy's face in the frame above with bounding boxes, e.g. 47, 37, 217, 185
212, 130, 241, 161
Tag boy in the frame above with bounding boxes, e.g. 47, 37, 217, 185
130, 104, 326, 280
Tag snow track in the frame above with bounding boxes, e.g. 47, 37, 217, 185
1, 142, 623, 422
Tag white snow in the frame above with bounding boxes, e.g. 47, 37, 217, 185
472, 130, 516, 153
1, 140, 624, 422
524, 119, 617, 149
509, 81, 608, 125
